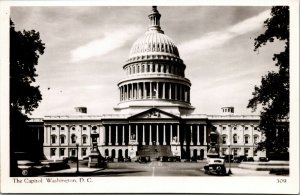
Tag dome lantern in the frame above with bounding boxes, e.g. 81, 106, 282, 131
148, 6, 164, 34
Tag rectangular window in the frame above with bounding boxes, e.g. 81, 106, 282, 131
83, 127, 87, 130
254, 150, 257, 156
233, 149, 238, 156
51, 148, 56, 156
222, 127, 226, 130
245, 148, 249, 156
61, 127, 65, 130
51, 136, 56, 144
245, 127, 249, 130
222, 148, 227, 156
60, 148, 65, 156
82, 148, 87, 156
52, 127, 56, 130
71, 149, 76, 156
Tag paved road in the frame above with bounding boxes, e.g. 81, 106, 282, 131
43, 161, 240, 177
99, 161, 208, 176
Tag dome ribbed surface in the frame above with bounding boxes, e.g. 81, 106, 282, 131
129, 32, 180, 59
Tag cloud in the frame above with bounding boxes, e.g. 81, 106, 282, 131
70, 25, 142, 62
178, 10, 270, 58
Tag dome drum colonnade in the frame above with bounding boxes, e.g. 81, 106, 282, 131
116, 6, 192, 109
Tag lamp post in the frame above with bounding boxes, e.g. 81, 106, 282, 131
76, 143, 79, 175
228, 145, 232, 175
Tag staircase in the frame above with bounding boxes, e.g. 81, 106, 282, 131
137, 145, 172, 159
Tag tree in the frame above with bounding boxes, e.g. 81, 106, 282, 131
10, 19, 45, 175
247, 7, 289, 158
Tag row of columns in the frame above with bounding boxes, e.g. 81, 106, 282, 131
105, 124, 206, 146
119, 82, 190, 102
125, 62, 184, 77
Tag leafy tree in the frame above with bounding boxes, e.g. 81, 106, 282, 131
247, 7, 289, 158
10, 19, 45, 175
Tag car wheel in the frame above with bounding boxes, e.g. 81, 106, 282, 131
21, 169, 29, 176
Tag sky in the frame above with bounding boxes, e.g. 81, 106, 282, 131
10, 6, 285, 117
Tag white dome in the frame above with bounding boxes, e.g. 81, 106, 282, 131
129, 31, 180, 59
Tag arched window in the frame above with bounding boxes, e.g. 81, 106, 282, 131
71, 134, 77, 144
105, 149, 109, 157
51, 135, 57, 144
233, 134, 238, 144
60, 135, 66, 144
222, 135, 227, 144
82, 134, 88, 144
244, 135, 250, 144
254, 135, 259, 144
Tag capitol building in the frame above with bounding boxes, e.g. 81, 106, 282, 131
30, 6, 266, 161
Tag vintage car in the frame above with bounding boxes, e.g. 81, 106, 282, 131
17, 160, 43, 176
204, 158, 227, 175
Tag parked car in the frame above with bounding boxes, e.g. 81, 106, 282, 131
138, 156, 151, 163
242, 157, 254, 162
259, 157, 269, 162
17, 160, 43, 176
204, 158, 227, 175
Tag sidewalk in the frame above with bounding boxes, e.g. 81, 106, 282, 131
227, 168, 271, 176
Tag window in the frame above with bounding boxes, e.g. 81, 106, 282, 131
71, 149, 76, 156
245, 135, 249, 144
254, 127, 258, 130
254, 149, 258, 156
83, 127, 87, 130
233, 149, 238, 156
51, 135, 56, 144
222, 148, 227, 156
222, 136, 227, 144
60, 148, 65, 156
50, 148, 56, 156
244, 148, 249, 156
82, 148, 87, 156
72, 127, 75, 131
254, 135, 259, 144
71, 134, 76, 144
233, 127, 237, 130
222, 126, 226, 130
233, 134, 237, 144
82, 135, 87, 144
60, 135, 65, 144
61, 127, 65, 131
245, 126, 249, 130
52, 127, 56, 131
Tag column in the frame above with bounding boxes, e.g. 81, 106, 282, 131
150, 82, 152, 99
136, 124, 138, 143
203, 125, 207, 145
170, 124, 173, 143
156, 124, 159, 145
162, 82, 165, 99
251, 125, 254, 144
108, 125, 112, 145
197, 125, 200, 145
143, 82, 146, 99
177, 124, 180, 142
137, 83, 140, 99
129, 124, 131, 142
156, 82, 159, 99
169, 83, 172, 99
122, 125, 125, 145
149, 124, 152, 145
163, 124, 166, 145
142, 124, 146, 145
190, 125, 193, 145
115, 125, 118, 145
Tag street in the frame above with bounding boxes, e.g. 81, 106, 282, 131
43, 161, 240, 177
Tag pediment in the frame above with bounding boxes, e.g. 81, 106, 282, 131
128, 108, 179, 120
